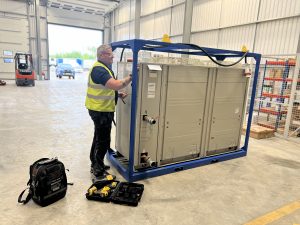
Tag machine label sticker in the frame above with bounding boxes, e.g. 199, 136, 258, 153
147, 83, 156, 98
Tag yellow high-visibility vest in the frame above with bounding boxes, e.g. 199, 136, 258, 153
85, 61, 115, 112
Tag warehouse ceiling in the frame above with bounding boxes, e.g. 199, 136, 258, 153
47, 0, 121, 15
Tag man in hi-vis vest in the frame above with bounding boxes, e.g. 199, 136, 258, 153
85, 44, 132, 177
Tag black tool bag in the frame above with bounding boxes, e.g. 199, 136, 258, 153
18, 158, 69, 207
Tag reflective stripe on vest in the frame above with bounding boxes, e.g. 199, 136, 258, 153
88, 83, 109, 90
85, 61, 115, 112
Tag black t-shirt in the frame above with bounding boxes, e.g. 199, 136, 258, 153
90, 61, 115, 85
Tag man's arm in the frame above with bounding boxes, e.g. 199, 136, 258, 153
105, 75, 132, 91
91, 66, 131, 91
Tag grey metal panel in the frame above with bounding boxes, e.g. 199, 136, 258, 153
116, 62, 133, 160
161, 65, 208, 160
206, 68, 247, 155
167, 66, 208, 82
116, 62, 141, 167
200, 68, 215, 157
137, 64, 163, 163
116, 62, 249, 169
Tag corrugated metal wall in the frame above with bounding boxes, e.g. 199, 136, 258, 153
112, 0, 300, 55
192, 0, 221, 32
153, 9, 171, 39
114, 0, 185, 42
259, 0, 300, 20
0, 0, 51, 79
190, 0, 300, 54
219, 0, 259, 27
171, 4, 184, 36
114, 0, 134, 41
0, 0, 29, 79
255, 17, 300, 55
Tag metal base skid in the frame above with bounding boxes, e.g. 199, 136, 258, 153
108, 149, 247, 182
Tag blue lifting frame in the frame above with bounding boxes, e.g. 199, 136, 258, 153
108, 39, 261, 182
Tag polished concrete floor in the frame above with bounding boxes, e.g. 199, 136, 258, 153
0, 71, 300, 225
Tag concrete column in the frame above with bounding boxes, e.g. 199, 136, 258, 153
111, 11, 115, 42
284, 32, 300, 138
182, 0, 193, 43
35, 0, 42, 78
134, 0, 141, 39
104, 15, 111, 44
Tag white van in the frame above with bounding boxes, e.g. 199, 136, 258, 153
49, 58, 57, 67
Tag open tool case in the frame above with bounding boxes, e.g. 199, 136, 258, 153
86, 179, 144, 206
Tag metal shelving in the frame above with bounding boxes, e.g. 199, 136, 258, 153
256, 60, 295, 131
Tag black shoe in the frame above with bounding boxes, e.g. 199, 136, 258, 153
103, 164, 110, 170
91, 164, 105, 177
99, 161, 110, 170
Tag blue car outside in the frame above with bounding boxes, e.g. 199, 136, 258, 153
56, 64, 75, 79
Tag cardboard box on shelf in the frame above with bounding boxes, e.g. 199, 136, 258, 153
283, 89, 291, 95
242, 124, 275, 139
292, 112, 300, 121
274, 69, 283, 78
268, 69, 275, 78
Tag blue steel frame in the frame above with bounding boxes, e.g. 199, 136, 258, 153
108, 39, 261, 182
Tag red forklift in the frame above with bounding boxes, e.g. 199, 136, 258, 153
15, 53, 35, 86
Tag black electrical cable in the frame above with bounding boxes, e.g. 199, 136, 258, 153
178, 43, 249, 67
120, 48, 125, 62
142, 42, 248, 67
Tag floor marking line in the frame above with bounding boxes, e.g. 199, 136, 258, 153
244, 200, 300, 225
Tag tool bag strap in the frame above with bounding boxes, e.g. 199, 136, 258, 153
18, 186, 32, 204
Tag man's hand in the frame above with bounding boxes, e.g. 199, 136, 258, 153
118, 91, 128, 99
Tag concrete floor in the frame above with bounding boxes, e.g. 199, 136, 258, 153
0, 71, 300, 225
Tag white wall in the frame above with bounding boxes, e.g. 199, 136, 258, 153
112, 0, 300, 56
113, 0, 135, 40
0, 0, 29, 79
191, 0, 300, 55
113, 0, 184, 42
47, 7, 104, 30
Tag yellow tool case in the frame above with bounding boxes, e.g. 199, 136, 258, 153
86, 179, 144, 207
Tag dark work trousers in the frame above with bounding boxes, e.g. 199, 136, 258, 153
88, 110, 114, 168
